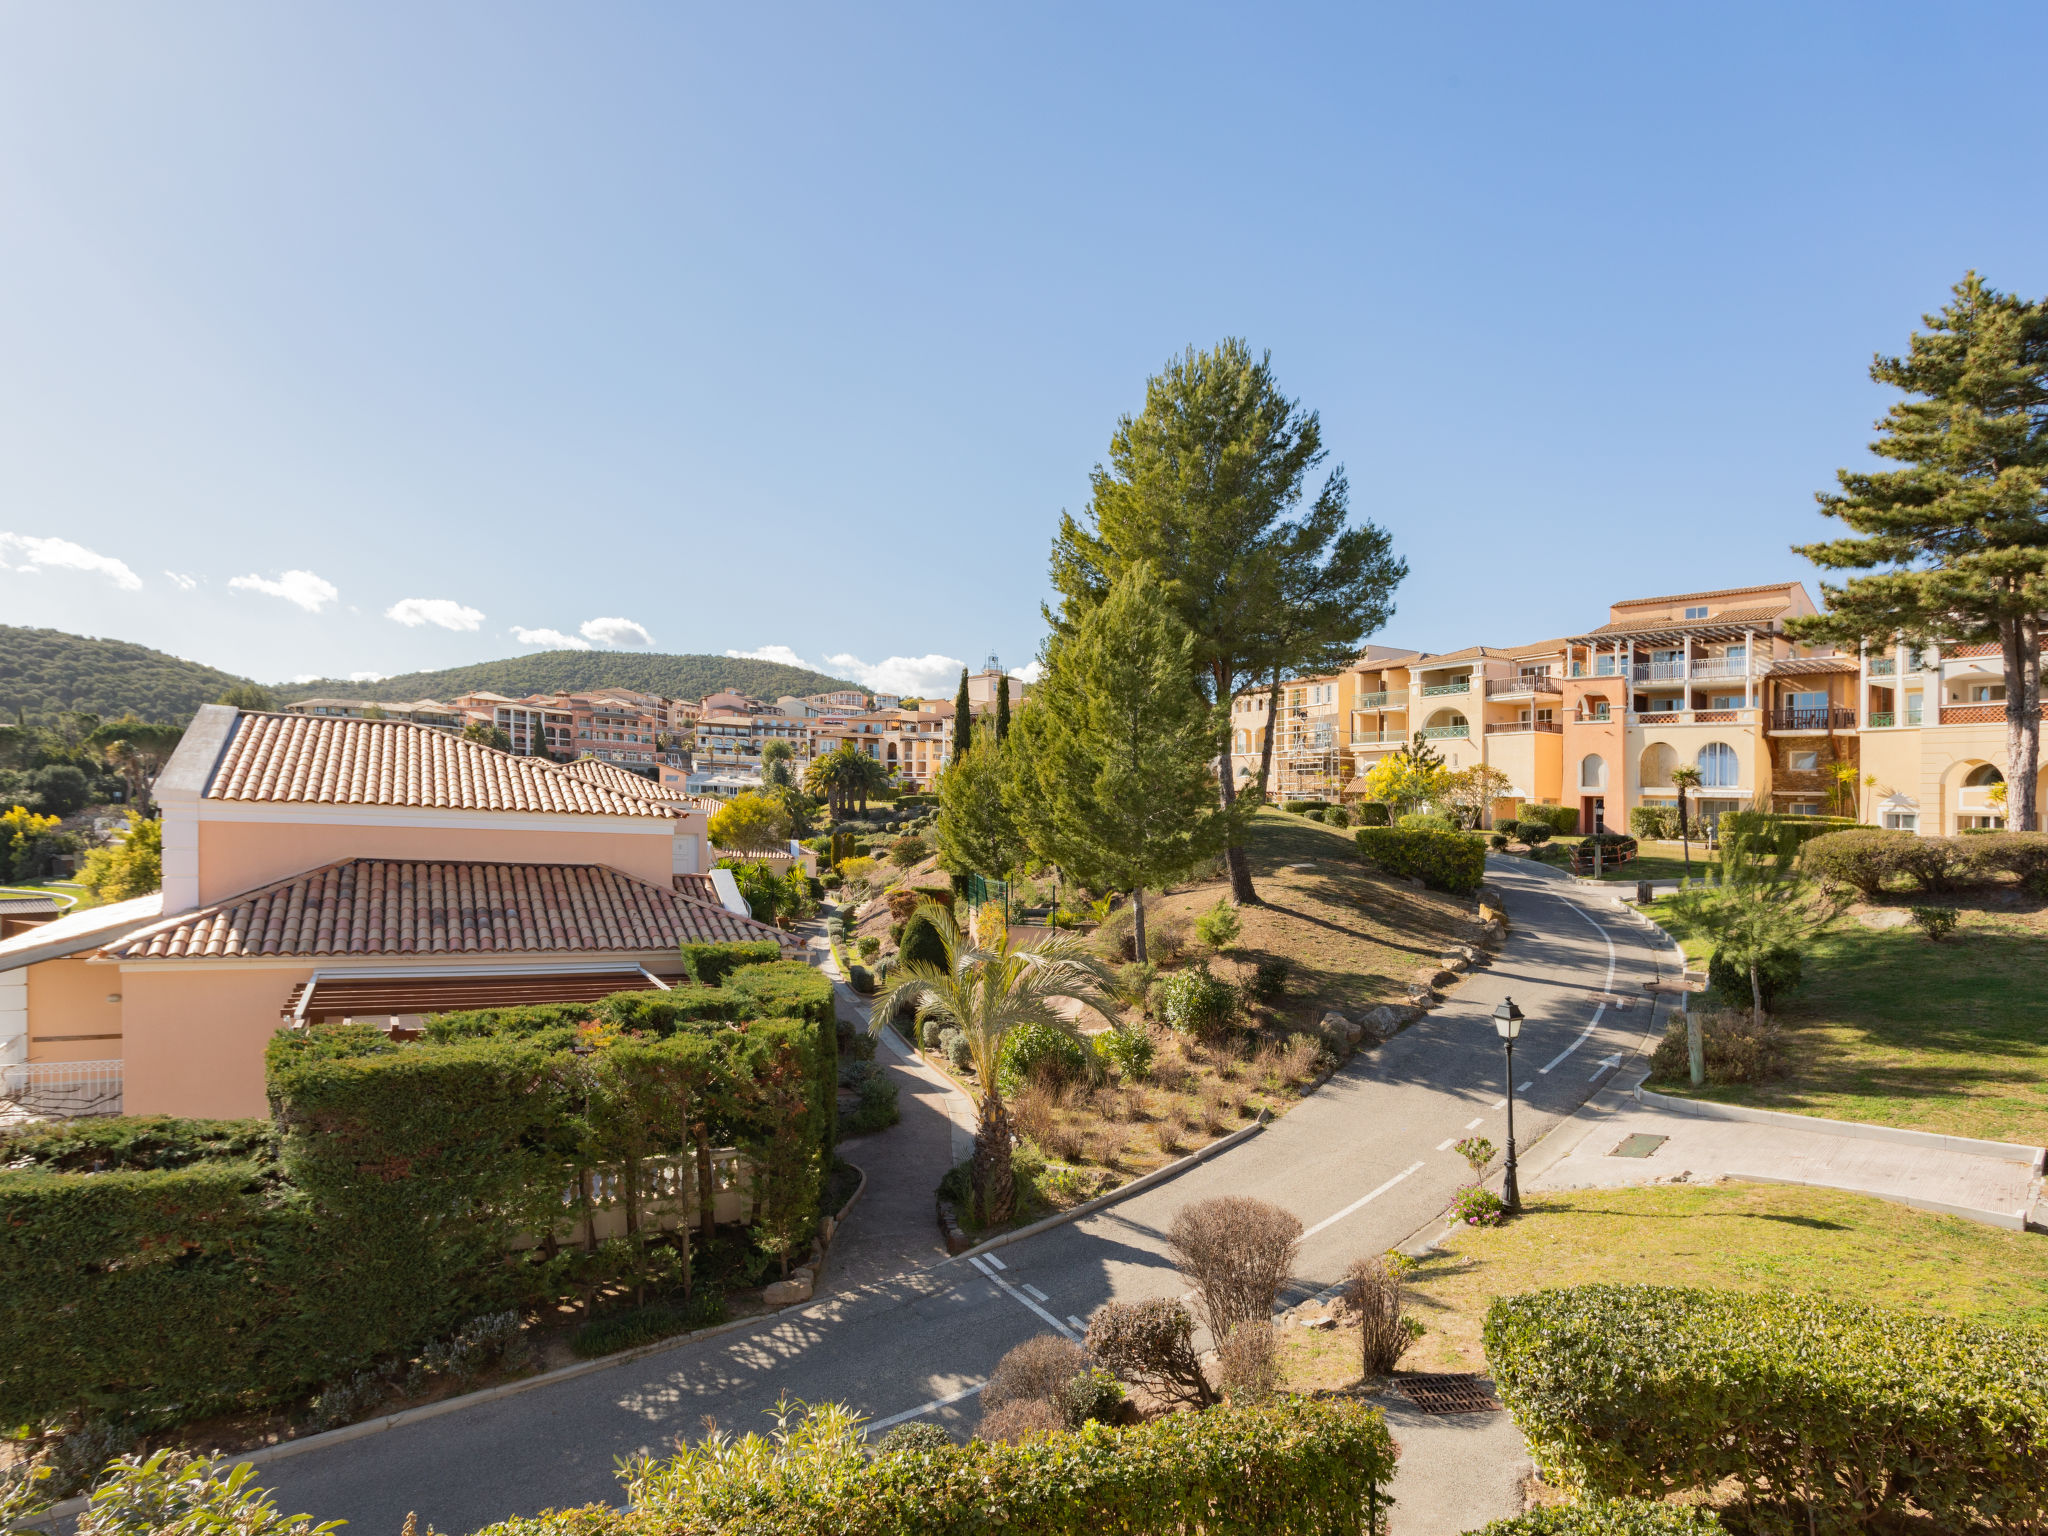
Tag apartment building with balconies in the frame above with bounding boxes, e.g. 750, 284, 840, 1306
1852, 639, 2045, 834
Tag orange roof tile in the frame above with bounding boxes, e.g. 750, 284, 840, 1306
208, 713, 675, 818
554, 757, 714, 810
102, 858, 797, 961
1584, 604, 1790, 637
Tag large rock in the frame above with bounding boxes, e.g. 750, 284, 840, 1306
1360, 1003, 1417, 1040
765, 1276, 814, 1307
1439, 954, 1470, 974
1318, 1011, 1364, 1048
1427, 968, 1462, 991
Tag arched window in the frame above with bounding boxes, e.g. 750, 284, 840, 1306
1965, 763, 2005, 787
1697, 742, 1738, 788
1640, 742, 1676, 787
1579, 754, 1607, 790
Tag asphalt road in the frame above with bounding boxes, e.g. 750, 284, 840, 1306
262, 858, 1675, 1535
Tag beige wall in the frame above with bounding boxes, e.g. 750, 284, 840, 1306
195, 816, 675, 905
117, 964, 311, 1119
26, 957, 125, 1063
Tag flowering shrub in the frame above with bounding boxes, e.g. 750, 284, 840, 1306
1449, 1184, 1505, 1226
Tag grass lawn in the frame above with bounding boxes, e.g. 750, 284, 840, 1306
1279, 1183, 2048, 1390
1646, 890, 2048, 1144
1521, 836, 1718, 884
0, 879, 98, 911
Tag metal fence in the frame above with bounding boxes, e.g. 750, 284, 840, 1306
0, 1059, 124, 1120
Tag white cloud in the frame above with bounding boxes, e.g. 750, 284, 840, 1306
725, 644, 810, 669
386, 597, 485, 632
1009, 661, 1043, 684
727, 645, 968, 697
581, 616, 654, 649
289, 673, 321, 684
512, 625, 592, 651
349, 670, 388, 682
229, 568, 338, 612
163, 570, 199, 591
0, 533, 143, 590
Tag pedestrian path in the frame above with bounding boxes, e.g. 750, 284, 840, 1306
1531, 1078, 2045, 1229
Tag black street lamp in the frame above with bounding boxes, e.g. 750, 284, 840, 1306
1493, 996, 1525, 1214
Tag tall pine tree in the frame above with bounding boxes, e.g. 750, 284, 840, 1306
1048, 339, 1405, 902
1011, 565, 1234, 962
995, 673, 1011, 741
1790, 274, 2048, 830
952, 667, 972, 762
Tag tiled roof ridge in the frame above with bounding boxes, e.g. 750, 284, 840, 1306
100, 856, 795, 962
208, 712, 676, 819
1609, 581, 1804, 610
1580, 603, 1791, 637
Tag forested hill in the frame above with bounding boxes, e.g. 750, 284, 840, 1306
0, 626, 259, 725
276, 651, 860, 705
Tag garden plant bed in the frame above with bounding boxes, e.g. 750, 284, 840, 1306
1273, 1182, 2048, 1393
1647, 887, 2048, 1144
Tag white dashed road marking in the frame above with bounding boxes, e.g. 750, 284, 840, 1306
1301, 1161, 1425, 1240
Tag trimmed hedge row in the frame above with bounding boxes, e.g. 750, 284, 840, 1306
1720, 811, 1855, 856
1802, 827, 2048, 899
0, 948, 835, 1430
1355, 827, 1487, 894
1474, 1506, 1722, 1535
472, 1398, 1398, 1536
1484, 1284, 2048, 1533
1515, 803, 1579, 836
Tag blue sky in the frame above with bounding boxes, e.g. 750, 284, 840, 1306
2, 3, 2043, 695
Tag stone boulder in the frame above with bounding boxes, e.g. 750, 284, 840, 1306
765, 1275, 814, 1307
1360, 1003, 1417, 1040
1318, 1010, 1364, 1048
1439, 954, 1470, 975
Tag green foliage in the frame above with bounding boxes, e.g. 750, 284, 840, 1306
1354, 827, 1487, 894
1800, 828, 1917, 898
1092, 1024, 1156, 1081
1249, 957, 1289, 1005
1516, 803, 1578, 835
1282, 800, 1323, 814
1489, 833, 1509, 852
0, 625, 258, 725
0, 1115, 274, 1173
709, 793, 793, 855
69, 1449, 345, 1536
889, 834, 930, 867
478, 1397, 1396, 1536
899, 912, 948, 972
1157, 966, 1237, 1039
1354, 801, 1391, 826
1322, 805, 1349, 828
843, 1070, 901, 1134
1302, 806, 1327, 822
935, 723, 1022, 881
571, 1295, 727, 1358
1910, 904, 1960, 940
462, 720, 515, 752
678, 940, 786, 986
1484, 1284, 2048, 1532
1473, 1504, 1723, 1535
76, 813, 161, 899
1629, 805, 1677, 841
0, 804, 66, 883
1396, 811, 1456, 833
998, 1020, 1091, 1094
1960, 829, 2048, 894
278, 652, 858, 711
874, 1421, 954, 1456
1519, 820, 1553, 849
1361, 741, 1452, 817
1195, 896, 1242, 950
1719, 811, 1855, 857
848, 963, 876, 994
1449, 1185, 1505, 1227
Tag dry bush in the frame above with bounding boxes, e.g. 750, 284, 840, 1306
976, 1397, 1063, 1445
1084, 1299, 1216, 1407
1216, 1321, 1279, 1405
1220, 1081, 1250, 1120
1083, 1127, 1125, 1167
1214, 1053, 1243, 1083
1151, 1051, 1194, 1095
1650, 1007, 1785, 1085
1198, 1087, 1231, 1136
1092, 1086, 1133, 1123
1347, 1252, 1418, 1377
983, 1334, 1091, 1412
1153, 1118, 1184, 1154
1167, 1196, 1304, 1340
1148, 915, 1194, 964
1278, 1034, 1321, 1083
1043, 1117, 1088, 1163
1009, 1084, 1058, 1149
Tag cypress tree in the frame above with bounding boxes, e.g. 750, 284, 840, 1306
995, 673, 1011, 741
952, 667, 972, 761
1790, 273, 2048, 830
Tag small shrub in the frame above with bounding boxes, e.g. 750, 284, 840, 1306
1194, 897, 1243, 951
1147, 914, 1194, 964
847, 963, 875, 995
1157, 966, 1238, 1039
1473, 1504, 1726, 1535
874, 1421, 953, 1455
1893, 834, 1971, 893
1910, 904, 1960, 941
572, 1295, 725, 1358
1629, 805, 1677, 841
1153, 1118, 1184, 1154
1799, 828, 1914, 898
1958, 829, 2048, 895
1167, 1196, 1303, 1339
1354, 801, 1391, 827
1396, 811, 1457, 833
888, 835, 930, 868
844, 1070, 900, 1134
1449, 1184, 1505, 1227
1282, 799, 1323, 815
1094, 905, 1137, 961
1248, 957, 1289, 1005
983, 1334, 1092, 1415
1520, 821, 1553, 848
1093, 1024, 1156, 1082
1303, 807, 1328, 823
943, 1030, 972, 1074
919, 1017, 943, 1051
1084, 1298, 1216, 1407
976, 1397, 1063, 1445
1705, 946, 1802, 1013
1323, 805, 1349, 828
857, 934, 881, 959
1489, 833, 1509, 851
1354, 827, 1487, 894
1216, 1321, 1279, 1405
1494, 817, 1520, 839
1348, 1252, 1421, 1376
1055, 1366, 1126, 1428
1650, 1006, 1783, 1085
1452, 1135, 1495, 1178
1113, 959, 1158, 1012
998, 1021, 1090, 1093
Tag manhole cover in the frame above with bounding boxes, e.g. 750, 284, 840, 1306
1611, 1133, 1667, 1159
1398, 1374, 1502, 1415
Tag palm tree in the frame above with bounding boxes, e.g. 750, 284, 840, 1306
868, 899, 1116, 1223
804, 744, 862, 820
1670, 764, 1702, 884
846, 748, 891, 814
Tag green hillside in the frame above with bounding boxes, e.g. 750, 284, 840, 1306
0, 626, 259, 725
275, 651, 860, 705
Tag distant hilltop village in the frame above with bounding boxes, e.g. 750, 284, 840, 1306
284, 668, 1027, 796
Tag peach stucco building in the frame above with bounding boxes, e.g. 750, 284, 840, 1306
0, 707, 794, 1123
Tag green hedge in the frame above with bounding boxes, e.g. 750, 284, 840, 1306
1355, 827, 1487, 894
1719, 811, 1855, 858
1628, 805, 1677, 841
1801, 828, 2048, 899
1473, 1506, 1722, 1535
472, 1397, 1397, 1536
0, 958, 834, 1431
1484, 1285, 2048, 1532
1353, 801, 1391, 827
1517, 803, 1578, 836
678, 940, 785, 985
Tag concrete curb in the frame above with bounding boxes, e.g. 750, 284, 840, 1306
1632, 1082, 2047, 1171
950, 1114, 1270, 1264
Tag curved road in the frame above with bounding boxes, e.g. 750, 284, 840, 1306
265, 858, 1676, 1533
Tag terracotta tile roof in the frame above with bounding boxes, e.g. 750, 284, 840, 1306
1585, 604, 1790, 637
674, 873, 722, 905
207, 713, 677, 818
1609, 582, 1808, 610
1765, 655, 1860, 676
1406, 639, 1570, 666
554, 757, 714, 810
101, 859, 798, 961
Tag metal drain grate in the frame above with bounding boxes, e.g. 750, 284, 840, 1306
1611, 1133, 1668, 1159
1398, 1374, 1503, 1415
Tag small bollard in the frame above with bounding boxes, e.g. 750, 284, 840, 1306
1636, 879, 1653, 905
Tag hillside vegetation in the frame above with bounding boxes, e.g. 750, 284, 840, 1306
0, 626, 257, 725
277, 650, 859, 705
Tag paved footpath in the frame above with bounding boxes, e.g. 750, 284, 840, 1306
264, 860, 1674, 1535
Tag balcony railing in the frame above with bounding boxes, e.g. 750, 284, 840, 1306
1420, 680, 1470, 696
1351, 730, 1405, 747
1868, 711, 1896, 728
1, 1059, 122, 1119
1625, 708, 1758, 726
1630, 657, 1750, 683
1485, 676, 1561, 697
1417, 723, 1470, 739
1355, 691, 1408, 710
1867, 658, 1897, 677
1769, 707, 1856, 731
1483, 721, 1563, 734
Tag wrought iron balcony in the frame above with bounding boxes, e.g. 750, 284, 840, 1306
1769, 707, 1856, 731
1867, 711, 1896, 728
1356, 691, 1408, 709
1485, 676, 1561, 697
1417, 723, 1470, 739
1483, 721, 1563, 734
1420, 680, 1471, 696
1868, 658, 1897, 677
